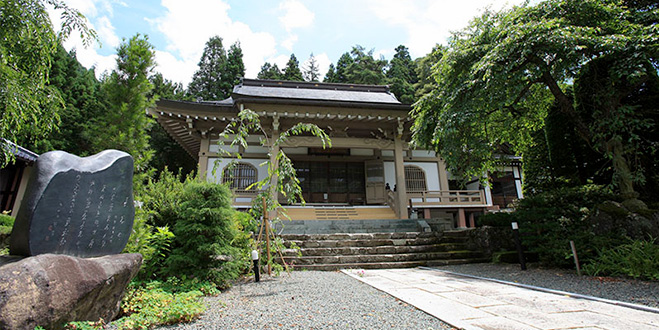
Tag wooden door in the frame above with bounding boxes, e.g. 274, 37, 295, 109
365, 160, 385, 204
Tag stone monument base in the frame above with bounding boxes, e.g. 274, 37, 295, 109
0, 253, 142, 330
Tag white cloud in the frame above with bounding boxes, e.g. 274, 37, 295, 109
277, 0, 314, 56
149, 0, 278, 85
154, 50, 197, 85
281, 34, 298, 52
47, 0, 119, 77
278, 0, 314, 32
367, 0, 525, 58
96, 16, 120, 48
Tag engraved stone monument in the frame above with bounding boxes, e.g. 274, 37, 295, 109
9, 150, 135, 257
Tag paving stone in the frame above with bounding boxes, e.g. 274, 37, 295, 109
470, 316, 542, 330
479, 305, 593, 330
492, 294, 587, 313
437, 291, 508, 308
556, 311, 659, 330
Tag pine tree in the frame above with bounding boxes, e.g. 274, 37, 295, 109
257, 62, 283, 80
302, 53, 320, 82
282, 54, 303, 81
188, 36, 228, 100
386, 45, 417, 103
323, 63, 337, 83
94, 34, 156, 176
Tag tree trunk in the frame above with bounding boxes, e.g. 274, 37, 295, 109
607, 138, 637, 199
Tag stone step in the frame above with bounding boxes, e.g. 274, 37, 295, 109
288, 258, 490, 271
280, 232, 440, 241
281, 243, 470, 256
284, 251, 486, 265
274, 219, 424, 235
284, 237, 444, 248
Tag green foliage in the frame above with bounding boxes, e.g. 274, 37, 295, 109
344, 46, 387, 85
282, 54, 304, 81
583, 238, 659, 280
386, 45, 417, 104
188, 36, 244, 101
257, 62, 283, 80
411, 0, 658, 195
18, 45, 107, 156
94, 34, 156, 181
164, 180, 243, 287
0, 213, 14, 228
480, 185, 623, 267
114, 281, 206, 330
0, 0, 95, 165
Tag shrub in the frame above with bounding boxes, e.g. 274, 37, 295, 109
114, 280, 206, 329
479, 185, 624, 268
163, 180, 245, 287
583, 238, 659, 280
0, 213, 14, 235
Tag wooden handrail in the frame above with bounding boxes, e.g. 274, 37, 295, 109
407, 190, 486, 206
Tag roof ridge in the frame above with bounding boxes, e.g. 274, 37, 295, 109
240, 78, 391, 93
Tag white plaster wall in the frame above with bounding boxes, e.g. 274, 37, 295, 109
206, 158, 268, 184
383, 161, 439, 191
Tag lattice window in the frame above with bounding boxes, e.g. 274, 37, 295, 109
405, 165, 427, 192
222, 163, 257, 190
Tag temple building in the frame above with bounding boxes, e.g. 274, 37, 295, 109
150, 79, 523, 228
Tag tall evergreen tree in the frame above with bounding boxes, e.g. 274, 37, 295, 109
282, 54, 303, 81
257, 62, 283, 80
302, 53, 320, 82
94, 34, 156, 176
323, 63, 337, 83
24, 45, 107, 156
386, 45, 417, 104
0, 0, 95, 165
414, 45, 444, 99
226, 42, 245, 88
332, 52, 354, 83
344, 46, 387, 85
188, 36, 229, 100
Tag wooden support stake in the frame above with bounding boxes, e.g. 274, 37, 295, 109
263, 197, 272, 276
570, 240, 582, 276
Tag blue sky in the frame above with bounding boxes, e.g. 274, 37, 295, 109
52, 0, 526, 87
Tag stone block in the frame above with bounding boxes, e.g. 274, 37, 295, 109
0, 253, 142, 330
10, 150, 135, 257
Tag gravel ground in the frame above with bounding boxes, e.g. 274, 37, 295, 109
432, 263, 659, 308
156, 271, 454, 330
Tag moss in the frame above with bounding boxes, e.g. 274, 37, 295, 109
597, 201, 630, 218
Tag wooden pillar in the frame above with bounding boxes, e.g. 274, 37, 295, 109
198, 137, 211, 180
394, 136, 408, 219
457, 208, 467, 228
437, 158, 450, 191
469, 212, 476, 228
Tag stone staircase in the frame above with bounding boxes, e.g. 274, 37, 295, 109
279, 230, 489, 271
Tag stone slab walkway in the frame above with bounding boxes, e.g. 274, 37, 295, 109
342, 267, 659, 330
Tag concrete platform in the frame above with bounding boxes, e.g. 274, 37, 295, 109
342, 267, 659, 330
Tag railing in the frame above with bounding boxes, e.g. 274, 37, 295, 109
407, 190, 486, 207
386, 189, 399, 216
231, 189, 264, 207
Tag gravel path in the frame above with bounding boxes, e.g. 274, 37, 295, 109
432, 263, 659, 308
157, 271, 454, 330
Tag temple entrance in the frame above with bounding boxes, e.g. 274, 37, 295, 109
295, 161, 366, 204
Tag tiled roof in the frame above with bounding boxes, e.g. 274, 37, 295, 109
232, 79, 405, 105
